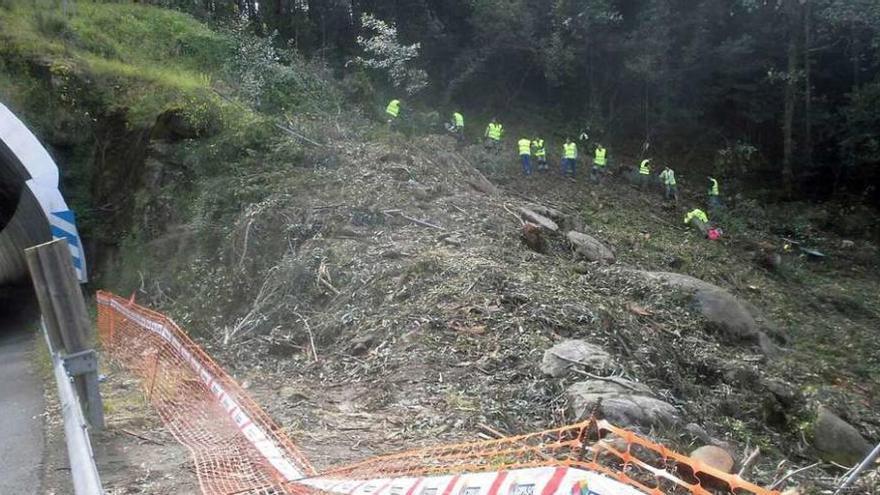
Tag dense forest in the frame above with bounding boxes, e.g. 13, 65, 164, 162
136, 1, 880, 203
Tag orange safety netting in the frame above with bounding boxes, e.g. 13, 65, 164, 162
316, 418, 780, 495
96, 291, 779, 495
97, 291, 314, 495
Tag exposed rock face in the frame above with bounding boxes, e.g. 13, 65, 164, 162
638, 271, 786, 355
540, 340, 614, 378
519, 207, 559, 232
811, 406, 872, 466
689, 445, 735, 474
567, 231, 615, 263
566, 379, 679, 428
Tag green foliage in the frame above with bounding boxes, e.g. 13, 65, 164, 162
0, 1, 242, 128
222, 21, 336, 115
840, 81, 880, 169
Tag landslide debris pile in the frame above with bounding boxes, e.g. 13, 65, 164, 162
2, 3, 876, 491
129, 122, 878, 491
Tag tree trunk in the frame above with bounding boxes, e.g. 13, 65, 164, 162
782, 0, 799, 198
803, 0, 812, 171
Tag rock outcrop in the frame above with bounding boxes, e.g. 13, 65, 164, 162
519, 207, 559, 232
811, 406, 872, 466
638, 271, 786, 355
540, 340, 614, 378
567, 231, 615, 263
566, 379, 678, 428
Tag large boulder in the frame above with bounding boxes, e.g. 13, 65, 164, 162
639, 271, 785, 355
540, 340, 614, 378
519, 207, 559, 232
566, 379, 679, 428
567, 231, 615, 263
811, 406, 872, 466
689, 445, 735, 474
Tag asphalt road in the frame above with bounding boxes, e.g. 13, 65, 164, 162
0, 308, 45, 493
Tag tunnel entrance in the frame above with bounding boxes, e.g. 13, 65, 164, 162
0, 280, 38, 334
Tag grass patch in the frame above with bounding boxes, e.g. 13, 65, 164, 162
0, 0, 231, 126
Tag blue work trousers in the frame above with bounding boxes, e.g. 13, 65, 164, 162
520, 154, 532, 176
562, 158, 576, 177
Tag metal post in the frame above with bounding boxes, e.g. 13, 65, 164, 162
146, 350, 161, 402
25, 239, 104, 429
835, 442, 880, 494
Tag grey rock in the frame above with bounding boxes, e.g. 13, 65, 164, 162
689, 445, 735, 474
639, 271, 786, 355
811, 406, 872, 466
567, 231, 615, 263
519, 207, 559, 232
763, 379, 801, 409
566, 379, 679, 428
540, 340, 614, 378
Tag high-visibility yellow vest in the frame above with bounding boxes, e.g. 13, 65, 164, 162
660, 168, 676, 186
386, 99, 400, 117
563, 142, 577, 159
684, 209, 709, 225
533, 139, 546, 157
518, 138, 532, 155
708, 178, 720, 196
485, 123, 502, 141
453, 112, 464, 127
594, 147, 607, 166
639, 159, 651, 175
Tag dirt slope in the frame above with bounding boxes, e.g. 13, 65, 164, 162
144, 131, 879, 491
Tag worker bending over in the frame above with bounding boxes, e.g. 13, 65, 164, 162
518, 138, 533, 176
562, 138, 578, 178
532, 137, 547, 172
591, 144, 607, 183
659, 166, 678, 203
684, 208, 710, 237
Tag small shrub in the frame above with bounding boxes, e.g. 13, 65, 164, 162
34, 10, 68, 37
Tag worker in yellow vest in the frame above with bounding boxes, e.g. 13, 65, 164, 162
684, 208, 710, 236
562, 138, 578, 178
591, 144, 607, 183
448, 111, 464, 145
708, 177, 721, 209
484, 117, 503, 151
532, 137, 547, 172
638, 158, 651, 189
518, 138, 533, 176
385, 99, 400, 126
659, 166, 678, 203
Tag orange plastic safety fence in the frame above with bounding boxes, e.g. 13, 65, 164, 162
317, 419, 779, 495
96, 291, 779, 495
97, 291, 315, 495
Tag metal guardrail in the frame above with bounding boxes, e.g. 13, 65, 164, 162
43, 320, 104, 494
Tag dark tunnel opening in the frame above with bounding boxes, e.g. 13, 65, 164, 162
0, 281, 39, 335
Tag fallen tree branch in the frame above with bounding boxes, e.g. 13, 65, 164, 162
276, 122, 326, 148
549, 351, 639, 391
399, 213, 444, 230
120, 428, 164, 446
383, 210, 445, 230
770, 462, 823, 490
738, 446, 761, 478
502, 204, 525, 225
292, 311, 319, 362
